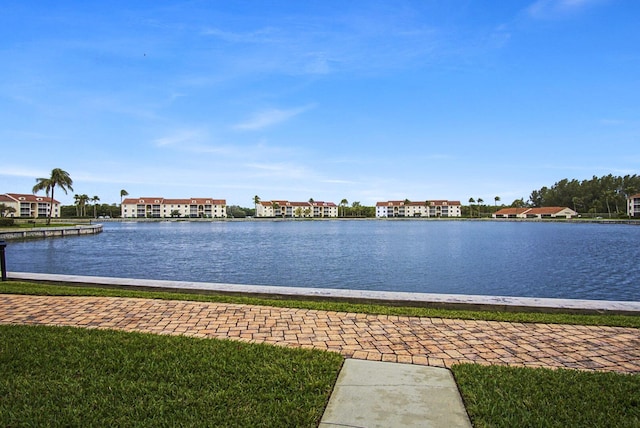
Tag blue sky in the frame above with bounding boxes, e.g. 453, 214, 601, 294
1, 0, 639, 206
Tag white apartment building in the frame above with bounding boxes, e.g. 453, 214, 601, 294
0, 193, 61, 218
376, 200, 462, 218
121, 197, 227, 218
256, 200, 338, 218
628, 193, 640, 217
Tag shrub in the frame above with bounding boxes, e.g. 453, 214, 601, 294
0, 218, 15, 227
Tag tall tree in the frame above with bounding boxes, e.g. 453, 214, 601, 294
32, 168, 74, 225
604, 190, 614, 218
80, 194, 89, 216
494, 196, 501, 210
91, 195, 100, 218
468, 198, 475, 217
120, 189, 129, 205
351, 201, 361, 217
511, 198, 526, 208
340, 198, 348, 217
477, 198, 484, 217
253, 195, 261, 217
271, 201, 280, 217
74, 194, 82, 216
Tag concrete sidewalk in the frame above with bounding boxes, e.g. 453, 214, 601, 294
320, 360, 471, 428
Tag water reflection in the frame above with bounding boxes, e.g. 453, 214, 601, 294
6, 220, 640, 301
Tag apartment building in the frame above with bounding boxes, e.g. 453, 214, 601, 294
628, 193, 640, 217
121, 197, 227, 218
375, 200, 462, 218
256, 200, 338, 218
0, 193, 61, 218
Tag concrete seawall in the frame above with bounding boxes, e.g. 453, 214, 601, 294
7, 272, 640, 315
0, 224, 103, 240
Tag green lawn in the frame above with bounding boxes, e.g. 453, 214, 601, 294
0, 222, 77, 231
452, 364, 640, 428
1, 324, 343, 427
1, 280, 639, 328
1, 280, 639, 426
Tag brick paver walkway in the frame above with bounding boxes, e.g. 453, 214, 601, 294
1, 295, 639, 374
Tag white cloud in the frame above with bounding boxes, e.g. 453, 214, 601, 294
201, 27, 279, 44
527, 0, 606, 19
233, 104, 315, 131
599, 118, 625, 126
153, 129, 207, 147
322, 179, 359, 185
0, 166, 48, 178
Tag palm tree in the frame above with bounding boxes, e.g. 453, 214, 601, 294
73, 194, 81, 216
79, 194, 89, 217
604, 190, 614, 218
340, 199, 348, 217
494, 196, 501, 212
468, 198, 475, 217
0, 203, 16, 218
423, 200, 432, 218
120, 189, 129, 205
32, 168, 74, 225
91, 195, 100, 218
271, 201, 280, 218
477, 198, 484, 217
253, 195, 261, 217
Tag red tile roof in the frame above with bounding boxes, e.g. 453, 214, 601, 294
312, 201, 337, 207
4, 193, 60, 204
495, 207, 576, 216
494, 208, 529, 215
525, 207, 573, 215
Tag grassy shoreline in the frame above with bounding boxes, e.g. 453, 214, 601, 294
1, 280, 638, 328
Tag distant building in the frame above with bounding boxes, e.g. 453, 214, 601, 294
0, 193, 61, 218
628, 193, 640, 217
375, 200, 462, 218
121, 197, 227, 218
256, 200, 338, 218
493, 207, 578, 219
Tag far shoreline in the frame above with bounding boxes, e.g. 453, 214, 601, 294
91, 217, 640, 225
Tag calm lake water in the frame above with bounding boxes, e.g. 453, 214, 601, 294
6, 220, 640, 301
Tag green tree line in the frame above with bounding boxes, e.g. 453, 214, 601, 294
528, 174, 640, 216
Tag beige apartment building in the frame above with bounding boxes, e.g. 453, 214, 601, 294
375, 200, 462, 218
256, 200, 338, 218
0, 193, 61, 218
121, 197, 226, 218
